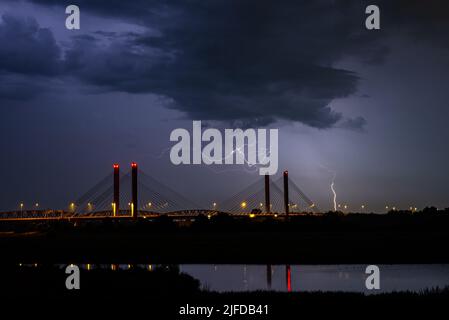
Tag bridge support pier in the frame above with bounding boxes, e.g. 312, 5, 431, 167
131, 162, 138, 219
283, 171, 289, 217
264, 174, 270, 214
113, 164, 120, 216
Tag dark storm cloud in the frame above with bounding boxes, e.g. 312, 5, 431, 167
30, 0, 161, 21
0, 72, 46, 100
339, 116, 367, 132
63, 32, 172, 93
4, 0, 449, 128
0, 14, 62, 99
0, 14, 61, 76
60, 0, 376, 129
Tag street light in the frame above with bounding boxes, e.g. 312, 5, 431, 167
241, 201, 247, 209
112, 202, 116, 216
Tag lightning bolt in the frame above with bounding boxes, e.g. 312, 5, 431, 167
319, 164, 338, 212
330, 173, 337, 211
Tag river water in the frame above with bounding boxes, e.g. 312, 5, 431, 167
179, 264, 449, 293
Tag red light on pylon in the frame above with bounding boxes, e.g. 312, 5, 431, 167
113, 164, 119, 169
131, 162, 137, 168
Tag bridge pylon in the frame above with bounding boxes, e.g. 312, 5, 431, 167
131, 162, 138, 219
113, 164, 120, 216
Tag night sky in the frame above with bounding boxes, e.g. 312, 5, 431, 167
1, 0, 449, 212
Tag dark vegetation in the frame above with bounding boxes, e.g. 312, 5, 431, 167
1, 209, 449, 264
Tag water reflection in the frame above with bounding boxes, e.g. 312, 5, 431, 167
179, 264, 449, 293
20, 263, 449, 293
286, 265, 292, 292
266, 265, 272, 290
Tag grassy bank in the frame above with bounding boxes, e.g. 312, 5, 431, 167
1, 213, 449, 263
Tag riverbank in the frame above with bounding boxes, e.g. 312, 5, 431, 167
1, 213, 449, 263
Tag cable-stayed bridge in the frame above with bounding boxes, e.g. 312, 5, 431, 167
0, 163, 319, 221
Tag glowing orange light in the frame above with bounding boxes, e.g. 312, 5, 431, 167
131, 162, 137, 168
113, 164, 119, 169
112, 202, 117, 216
